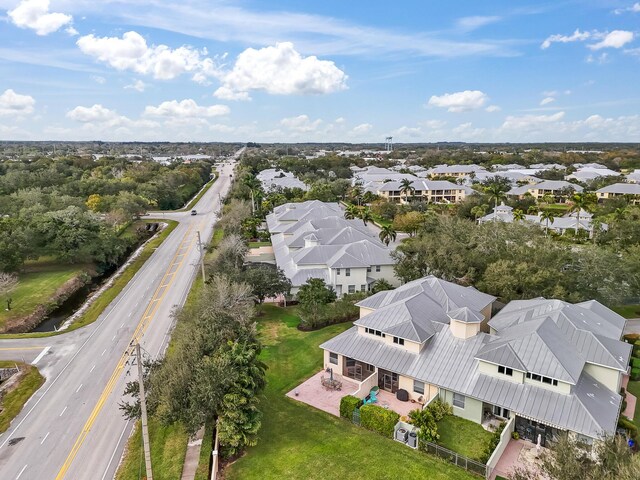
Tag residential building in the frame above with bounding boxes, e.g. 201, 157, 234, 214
626, 169, 640, 184
320, 277, 631, 446
427, 164, 488, 179
473, 170, 540, 185
478, 203, 607, 237
266, 200, 398, 296
352, 166, 417, 194
596, 183, 640, 205
256, 168, 308, 192
377, 179, 472, 204
507, 180, 583, 201
566, 167, 622, 182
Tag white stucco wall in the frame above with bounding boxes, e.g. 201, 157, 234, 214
584, 363, 622, 393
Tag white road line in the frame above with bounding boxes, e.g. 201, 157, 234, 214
60, 406, 67, 417
101, 349, 106, 356
16, 464, 27, 479
128, 312, 132, 317
40, 432, 50, 445
120, 322, 125, 328
112, 335, 116, 341
89, 365, 96, 373
99, 420, 130, 480
30, 346, 50, 366
76, 384, 83, 393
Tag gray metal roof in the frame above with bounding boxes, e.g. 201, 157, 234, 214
596, 182, 640, 195
448, 306, 484, 323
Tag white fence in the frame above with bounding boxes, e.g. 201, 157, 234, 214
486, 416, 516, 472
353, 370, 378, 399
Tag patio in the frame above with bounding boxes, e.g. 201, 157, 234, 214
490, 439, 549, 480
286, 370, 421, 418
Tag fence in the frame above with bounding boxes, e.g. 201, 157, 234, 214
486, 416, 515, 472
422, 441, 488, 478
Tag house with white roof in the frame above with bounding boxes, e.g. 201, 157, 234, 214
566, 168, 622, 182
596, 183, 640, 205
266, 200, 399, 296
508, 180, 583, 202
256, 168, 308, 192
352, 166, 417, 194
320, 276, 631, 447
427, 164, 488, 179
626, 170, 640, 184
478, 203, 607, 237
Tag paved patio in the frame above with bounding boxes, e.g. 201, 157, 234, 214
622, 374, 637, 420
490, 439, 549, 480
286, 370, 420, 418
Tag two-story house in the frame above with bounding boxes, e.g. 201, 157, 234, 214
508, 180, 583, 202
377, 179, 471, 204
266, 201, 399, 296
596, 183, 640, 205
320, 276, 631, 447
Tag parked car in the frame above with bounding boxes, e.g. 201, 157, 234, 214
191, 209, 197, 216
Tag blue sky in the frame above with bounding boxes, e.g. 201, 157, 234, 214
0, 0, 639, 142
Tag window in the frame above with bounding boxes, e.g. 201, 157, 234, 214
498, 365, 513, 376
336, 268, 341, 275
526, 372, 559, 386
366, 363, 375, 372
365, 328, 385, 338
367, 266, 372, 273
360, 285, 366, 292
348, 285, 355, 294
453, 393, 465, 409
393, 337, 405, 346
345, 268, 351, 277
346, 358, 356, 367
329, 352, 338, 365
375, 265, 381, 272
413, 380, 425, 395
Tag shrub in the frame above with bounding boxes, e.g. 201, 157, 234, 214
618, 417, 638, 441
360, 404, 399, 437
425, 398, 453, 422
632, 367, 640, 381
340, 395, 362, 419
408, 408, 439, 444
480, 421, 507, 464
511, 431, 520, 440
632, 357, 640, 369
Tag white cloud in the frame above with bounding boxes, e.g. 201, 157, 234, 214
501, 111, 566, 131
280, 114, 323, 133
125, 80, 147, 92
452, 122, 485, 139
65, 26, 78, 36
541, 29, 591, 49
625, 47, 640, 56
540, 97, 555, 106
66, 104, 118, 123
214, 42, 347, 100
91, 75, 106, 84
427, 90, 488, 112
613, 3, 640, 14
351, 123, 372, 134
586, 52, 609, 64
421, 120, 447, 129
334, 117, 346, 124
392, 126, 423, 138
588, 30, 634, 50
0, 89, 35, 116
485, 105, 501, 112
143, 99, 230, 118
456, 16, 501, 31
8, 0, 73, 36
76, 31, 221, 82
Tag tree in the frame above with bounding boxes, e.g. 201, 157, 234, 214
370, 278, 393, 294
358, 207, 374, 226
399, 178, 415, 203
392, 211, 424, 236
470, 204, 488, 220
512, 209, 525, 221
0, 272, 18, 311
242, 264, 291, 304
344, 204, 359, 220
297, 278, 337, 326
378, 225, 397, 246
568, 192, 597, 233
243, 176, 261, 214
483, 181, 509, 215
539, 209, 555, 235
206, 234, 248, 275
86, 193, 106, 212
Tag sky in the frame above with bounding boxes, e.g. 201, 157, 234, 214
0, 0, 639, 143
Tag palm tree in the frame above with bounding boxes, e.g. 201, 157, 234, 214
513, 209, 525, 221
344, 204, 359, 220
359, 207, 374, 226
539, 210, 555, 236
470, 205, 487, 220
540, 193, 555, 206
378, 225, 397, 246
243, 176, 261, 214
527, 205, 538, 215
483, 183, 508, 220
399, 178, 415, 203
350, 184, 364, 206
568, 192, 597, 233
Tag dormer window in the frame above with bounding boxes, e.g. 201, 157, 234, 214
526, 372, 558, 386
497, 365, 513, 377
364, 327, 385, 338
393, 337, 405, 346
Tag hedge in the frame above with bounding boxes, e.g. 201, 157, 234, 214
360, 404, 400, 437
631, 357, 640, 369
619, 417, 638, 441
631, 367, 640, 381
340, 395, 362, 419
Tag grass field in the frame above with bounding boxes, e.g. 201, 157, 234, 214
0, 259, 89, 331
613, 305, 640, 319
248, 241, 271, 248
223, 305, 477, 480
436, 415, 494, 461
0, 361, 44, 433
0, 219, 179, 339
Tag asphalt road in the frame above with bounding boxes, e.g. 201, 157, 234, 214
0, 150, 240, 480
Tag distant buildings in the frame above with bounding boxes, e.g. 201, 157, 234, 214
596, 183, 640, 205
566, 167, 622, 182
378, 179, 472, 204
507, 180, 583, 201
256, 168, 308, 192
266, 201, 399, 296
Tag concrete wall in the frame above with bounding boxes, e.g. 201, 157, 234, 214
323, 349, 343, 372
353, 370, 379, 400
397, 374, 437, 403
523, 376, 571, 394
440, 389, 483, 424
584, 363, 621, 393
449, 320, 480, 339
359, 307, 375, 318
486, 417, 516, 470
478, 361, 525, 384
334, 266, 368, 295
367, 265, 400, 287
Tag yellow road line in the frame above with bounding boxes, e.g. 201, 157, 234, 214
55, 223, 198, 479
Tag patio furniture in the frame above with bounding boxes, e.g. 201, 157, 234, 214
396, 389, 409, 402
320, 375, 342, 391
363, 390, 378, 405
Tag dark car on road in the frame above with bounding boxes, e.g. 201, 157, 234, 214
191, 209, 197, 216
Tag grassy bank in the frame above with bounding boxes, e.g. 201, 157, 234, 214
613, 304, 640, 319
224, 305, 476, 480
0, 220, 179, 339
0, 361, 45, 433
0, 260, 89, 331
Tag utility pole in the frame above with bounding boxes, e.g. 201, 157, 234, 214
196, 231, 206, 283
211, 418, 220, 480
136, 343, 153, 480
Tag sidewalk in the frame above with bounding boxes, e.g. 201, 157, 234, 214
181, 426, 205, 480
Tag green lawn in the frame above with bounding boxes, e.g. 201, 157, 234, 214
248, 241, 271, 248
436, 415, 494, 462
613, 305, 640, 319
0, 361, 44, 433
115, 419, 189, 480
0, 259, 89, 331
224, 305, 477, 480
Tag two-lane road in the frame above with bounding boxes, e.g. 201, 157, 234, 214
0, 154, 239, 480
